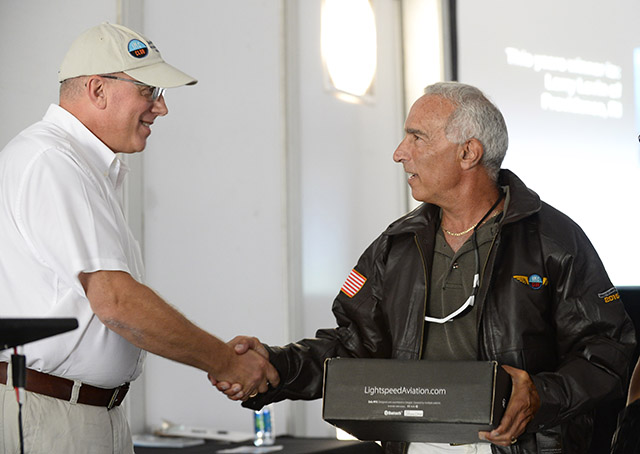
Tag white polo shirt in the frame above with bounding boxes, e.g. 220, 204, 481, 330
0, 104, 146, 388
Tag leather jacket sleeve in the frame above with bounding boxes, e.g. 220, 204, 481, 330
243, 234, 391, 410
523, 209, 637, 431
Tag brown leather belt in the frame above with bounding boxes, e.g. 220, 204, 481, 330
0, 362, 129, 409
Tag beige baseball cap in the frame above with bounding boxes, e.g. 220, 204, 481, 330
58, 22, 197, 88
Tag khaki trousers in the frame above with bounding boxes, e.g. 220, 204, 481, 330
0, 382, 134, 454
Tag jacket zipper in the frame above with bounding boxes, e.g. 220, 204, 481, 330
477, 229, 501, 360
413, 233, 428, 361
480, 232, 500, 287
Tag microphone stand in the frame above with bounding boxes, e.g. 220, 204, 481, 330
0, 318, 78, 453
11, 347, 26, 454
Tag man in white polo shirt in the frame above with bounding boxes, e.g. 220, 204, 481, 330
0, 23, 279, 454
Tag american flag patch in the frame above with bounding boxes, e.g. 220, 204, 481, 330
341, 269, 367, 298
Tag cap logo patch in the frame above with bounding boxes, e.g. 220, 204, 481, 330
128, 39, 148, 58
513, 274, 548, 290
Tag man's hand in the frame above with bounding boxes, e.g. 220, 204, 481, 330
478, 365, 540, 446
208, 336, 278, 401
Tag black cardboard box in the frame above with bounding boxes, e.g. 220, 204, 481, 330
322, 358, 511, 444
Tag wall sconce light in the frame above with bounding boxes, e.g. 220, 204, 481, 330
321, 0, 377, 100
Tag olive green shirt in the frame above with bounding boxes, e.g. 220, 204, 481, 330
422, 191, 509, 360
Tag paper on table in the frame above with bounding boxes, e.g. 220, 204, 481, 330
155, 420, 253, 443
132, 434, 205, 448
216, 446, 283, 454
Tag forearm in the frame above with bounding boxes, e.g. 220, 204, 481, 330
81, 270, 234, 377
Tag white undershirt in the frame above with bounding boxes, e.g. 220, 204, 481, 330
0, 104, 145, 388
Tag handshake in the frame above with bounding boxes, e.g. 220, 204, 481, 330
208, 336, 278, 402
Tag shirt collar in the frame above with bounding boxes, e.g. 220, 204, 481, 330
43, 104, 128, 189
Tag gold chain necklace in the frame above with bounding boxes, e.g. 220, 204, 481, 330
442, 210, 503, 237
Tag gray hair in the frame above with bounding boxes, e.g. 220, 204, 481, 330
423, 82, 508, 181
59, 76, 86, 102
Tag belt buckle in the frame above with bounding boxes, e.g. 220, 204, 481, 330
107, 383, 130, 410
107, 386, 122, 410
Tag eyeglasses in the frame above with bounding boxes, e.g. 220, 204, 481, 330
100, 75, 165, 102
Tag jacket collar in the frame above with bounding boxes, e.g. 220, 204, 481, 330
383, 169, 542, 237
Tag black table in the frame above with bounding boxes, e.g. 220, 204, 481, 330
134, 436, 382, 454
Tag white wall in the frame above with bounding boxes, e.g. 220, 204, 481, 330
0, 1, 117, 146
291, 0, 406, 436
139, 0, 292, 436
0, 0, 407, 438
140, 0, 407, 437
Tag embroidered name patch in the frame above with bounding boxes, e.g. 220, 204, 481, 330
598, 287, 621, 303
513, 274, 548, 290
341, 269, 367, 298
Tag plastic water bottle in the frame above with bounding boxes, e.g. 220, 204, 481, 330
253, 404, 275, 446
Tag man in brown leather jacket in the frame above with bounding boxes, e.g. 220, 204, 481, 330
217, 82, 636, 454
